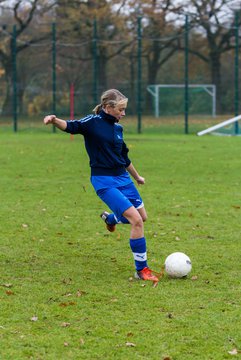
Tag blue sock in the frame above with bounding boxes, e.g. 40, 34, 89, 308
106, 213, 129, 225
117, 215, 129, 224
129, 237, 148, 271
106, 213, 117, 225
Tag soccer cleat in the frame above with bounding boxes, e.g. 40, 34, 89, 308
135, 267, 159, 283
100, 211, 116, 232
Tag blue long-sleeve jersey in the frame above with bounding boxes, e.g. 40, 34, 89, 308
65, 110, 131, 176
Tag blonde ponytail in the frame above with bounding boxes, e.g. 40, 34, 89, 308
93, 89, 128, 114
93, 104, 102, 114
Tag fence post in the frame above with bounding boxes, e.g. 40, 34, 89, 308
52, 22, 56, 133
12, 24, 17, 132
137, 16, 142, 134
93, 18, 98, 105
184, 14, 189, 134
234, 11, 239, 134
70, 83, 74, 140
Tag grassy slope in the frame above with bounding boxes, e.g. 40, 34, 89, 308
0, 132, 240, 359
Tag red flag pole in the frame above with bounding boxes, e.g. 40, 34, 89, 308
70, 83, 74, 140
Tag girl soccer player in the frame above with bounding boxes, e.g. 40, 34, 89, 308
43, 89, 159, 284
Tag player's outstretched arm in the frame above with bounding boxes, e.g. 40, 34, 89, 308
43, 115, 67, 131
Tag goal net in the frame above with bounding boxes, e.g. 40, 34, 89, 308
197, 115, 241, 136
147, 84, 216, 117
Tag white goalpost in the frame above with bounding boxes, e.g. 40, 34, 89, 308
197, 115, 241, 136
147, 84, 216, 118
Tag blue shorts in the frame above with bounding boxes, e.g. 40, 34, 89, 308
96, 182, 144, 220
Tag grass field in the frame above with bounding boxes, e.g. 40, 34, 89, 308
0, 130, 241, 359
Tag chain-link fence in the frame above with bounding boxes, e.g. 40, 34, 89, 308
0, 15, 240, 134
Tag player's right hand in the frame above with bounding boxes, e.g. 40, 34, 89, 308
43, 115, 56, 125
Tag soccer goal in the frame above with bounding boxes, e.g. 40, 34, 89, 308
147, 84, 216, 118
197, 115, 241, 136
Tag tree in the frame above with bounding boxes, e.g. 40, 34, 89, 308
122, 0, 183, 112
0, 0, 56, 116
177, 0, 241, 112
55, 0, 133, 96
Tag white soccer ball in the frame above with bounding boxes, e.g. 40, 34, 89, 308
164, 252, 192, 278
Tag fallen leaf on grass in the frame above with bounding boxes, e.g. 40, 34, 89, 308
59, 301, 76, 307
1, 283, 13, 288
228, 348, 241, 355
191, 275, 198, 281
5, 290, 14, 296
77, 290, 86, 297
64, 342, 69, 347
60, 322, 71, 327
126, 342, 136, 347
228, 348, 238, 355
127, 332, 134, 337
30, 316, 38, 322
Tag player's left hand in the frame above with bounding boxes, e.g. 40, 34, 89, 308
136, 176, 145, 185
